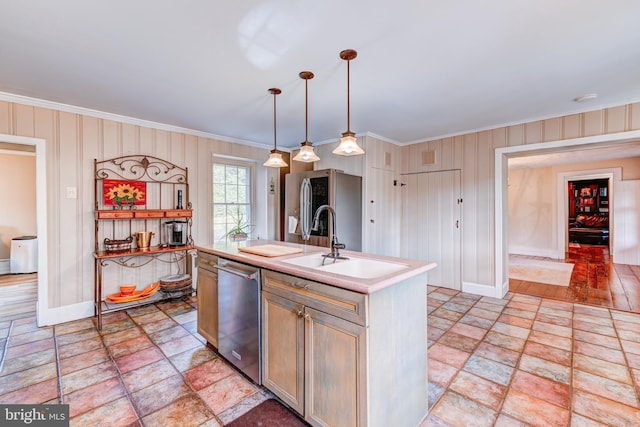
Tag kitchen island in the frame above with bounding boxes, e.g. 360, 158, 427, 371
196, 240, 436, 427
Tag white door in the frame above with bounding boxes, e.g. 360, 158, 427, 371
402, 170, 462, 289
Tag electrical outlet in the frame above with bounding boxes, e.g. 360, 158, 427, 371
66, 187, 77, 199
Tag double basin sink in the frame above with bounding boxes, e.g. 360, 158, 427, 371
281, 253, 409, 279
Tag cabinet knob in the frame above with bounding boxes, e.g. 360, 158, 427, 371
297, 310, 303, 318
304, 313, 310, 320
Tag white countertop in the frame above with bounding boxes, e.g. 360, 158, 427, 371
195, 240, 436, 294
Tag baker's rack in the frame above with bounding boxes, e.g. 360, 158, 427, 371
93, 155, 194, 329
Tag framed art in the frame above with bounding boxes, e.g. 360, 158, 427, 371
103, 179, 146, 206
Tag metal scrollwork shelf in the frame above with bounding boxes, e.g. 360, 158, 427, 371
93, 155, 195, 330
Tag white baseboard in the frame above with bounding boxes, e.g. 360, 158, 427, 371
37, 300, 94, 327
508, 246, 563, 259
462, 281, 503, 299
0, 259, 9, 275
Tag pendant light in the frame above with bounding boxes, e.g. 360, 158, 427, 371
333, 49, 365, 156
263, 88, 288, 168
292, 71, 320, 163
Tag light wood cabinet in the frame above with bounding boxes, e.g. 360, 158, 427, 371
197, 251, 218, 347
261, 268, 428, 427
262, 271, 366, 427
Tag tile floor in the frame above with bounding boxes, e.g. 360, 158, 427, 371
2, 287, 640, 426
0, 297, 273, 426
425, 286, 640, 426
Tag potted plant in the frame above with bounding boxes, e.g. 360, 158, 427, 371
222, 209, 254, 242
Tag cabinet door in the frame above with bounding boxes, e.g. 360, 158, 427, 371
305, 306, 366, 427
262, 291, 305, 414
197, 267, 218, 347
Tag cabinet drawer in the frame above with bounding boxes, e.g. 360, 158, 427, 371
165, 209, 192, 218
96, 210, 135, 219
262, 269, 367, 326
134, 210, 165, 218
198, 251, 218, 270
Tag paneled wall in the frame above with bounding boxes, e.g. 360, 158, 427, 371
401, 102, 640, 291
0, 100, 274, 316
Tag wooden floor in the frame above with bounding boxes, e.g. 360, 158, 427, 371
0, 273, 37, 319
509, 244, 640, 313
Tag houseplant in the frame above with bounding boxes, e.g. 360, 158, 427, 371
222, 209, 254, 241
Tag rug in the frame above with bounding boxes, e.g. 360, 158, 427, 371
509, 258, 575, 286
226, 399, 308, 427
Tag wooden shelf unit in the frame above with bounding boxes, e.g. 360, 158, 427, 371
93, 155, 194, 329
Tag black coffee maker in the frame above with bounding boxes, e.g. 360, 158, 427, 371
164, 220, 187, 247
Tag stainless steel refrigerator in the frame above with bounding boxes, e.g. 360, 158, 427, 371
284, 169, 362, 251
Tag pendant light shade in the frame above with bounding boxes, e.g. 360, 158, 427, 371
293, 71, 320, 163
333, 49, 365, 156
263, 88, 288, 168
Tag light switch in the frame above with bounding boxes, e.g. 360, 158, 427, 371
66, 187, 77, 199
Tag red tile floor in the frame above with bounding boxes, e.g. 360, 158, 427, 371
425, 286, 640, 426
0, 297, 274, 426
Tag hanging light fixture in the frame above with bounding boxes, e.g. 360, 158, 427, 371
333, 49, 365, 156
263, 88, 288, 168
292, 71, 320, 163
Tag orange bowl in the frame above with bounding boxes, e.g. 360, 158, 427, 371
119, 285, 136, 296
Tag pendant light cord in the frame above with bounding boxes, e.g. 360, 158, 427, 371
346, 58, 351, 133
305, 77, 309, 142
273, 91, 277, 150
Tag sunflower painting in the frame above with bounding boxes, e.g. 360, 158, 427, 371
103, 180, 146, 207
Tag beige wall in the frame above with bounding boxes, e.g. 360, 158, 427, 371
508, 157, 640, 257
0, 151, 37, 258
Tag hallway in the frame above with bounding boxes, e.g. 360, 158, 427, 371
509, 245, 640, 313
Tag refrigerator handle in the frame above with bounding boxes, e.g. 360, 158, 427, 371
300, 178, 312, 240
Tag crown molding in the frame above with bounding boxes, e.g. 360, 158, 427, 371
0, 91, 274, 151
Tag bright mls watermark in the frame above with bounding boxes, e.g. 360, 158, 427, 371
0, 405, 69, 426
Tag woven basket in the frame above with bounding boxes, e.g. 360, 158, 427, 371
104, 237, 133, 252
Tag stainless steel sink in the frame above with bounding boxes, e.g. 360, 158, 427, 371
281, 254, 409, 279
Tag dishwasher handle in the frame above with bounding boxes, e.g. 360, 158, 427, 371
215, 264, 259, 281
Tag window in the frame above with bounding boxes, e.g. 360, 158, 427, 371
213, 161, 253, 241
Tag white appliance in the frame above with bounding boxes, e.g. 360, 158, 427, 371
10, 236, 38, 274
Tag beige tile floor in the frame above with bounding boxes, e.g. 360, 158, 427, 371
2, 287, 640, 426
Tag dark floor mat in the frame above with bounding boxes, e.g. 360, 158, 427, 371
225, 399, 308, 427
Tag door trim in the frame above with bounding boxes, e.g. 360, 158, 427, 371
495, 130, 640, 299
0, 133, 49, 326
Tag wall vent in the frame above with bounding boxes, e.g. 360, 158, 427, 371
422, 150, 436, 165
384, 152, 391, 166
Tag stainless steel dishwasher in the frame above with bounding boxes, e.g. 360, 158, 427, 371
216, 258, 261, 384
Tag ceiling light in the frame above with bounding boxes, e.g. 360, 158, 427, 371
292, 71, 320, 163
573, 93, 598, 103
333, 49, 364, 156
263, 87, 288, 168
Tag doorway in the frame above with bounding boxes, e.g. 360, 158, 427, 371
496, 131, 640, 306
567, 178, 610, 248
0, 134, 48, 325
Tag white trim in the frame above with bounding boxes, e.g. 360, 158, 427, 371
36, 300, 94, 327
0, 91, 274, 151
404, 102, 640, 146
462, 281, 500, 298
0, 134, 49, 327
508, 247, 563, 260
557, 169, 618, 257
495, 130, 640, 299
0, 149, 35, 156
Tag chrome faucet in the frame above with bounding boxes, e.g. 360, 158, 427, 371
312, 205, 348, 264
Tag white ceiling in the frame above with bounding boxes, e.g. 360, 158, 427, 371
2, 1, 640, 150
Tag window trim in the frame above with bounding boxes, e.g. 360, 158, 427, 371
212, 158, 256, 242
